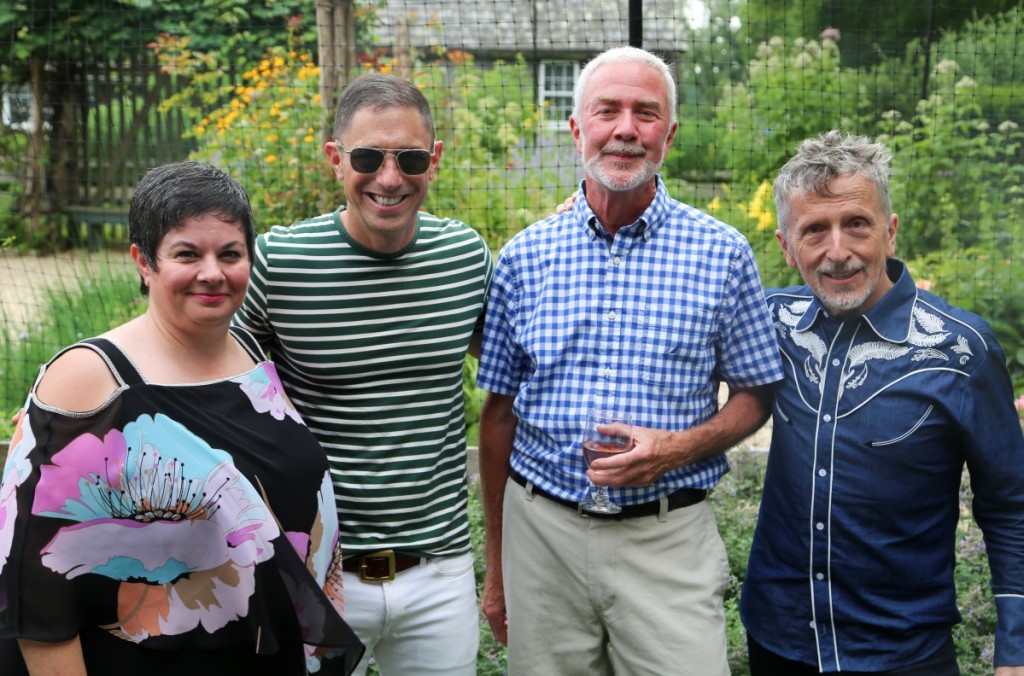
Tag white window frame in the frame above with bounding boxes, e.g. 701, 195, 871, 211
538, 60, 580, 130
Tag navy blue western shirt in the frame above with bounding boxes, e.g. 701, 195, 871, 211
742, 259, 1024, 671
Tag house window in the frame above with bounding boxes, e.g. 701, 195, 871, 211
1, 84, 33, 131
539, 60, 579, 129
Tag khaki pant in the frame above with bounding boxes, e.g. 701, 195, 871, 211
502, 477, 731, 676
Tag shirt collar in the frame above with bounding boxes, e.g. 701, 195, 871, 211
573, 176, 670, 243
795, 259, 919, 343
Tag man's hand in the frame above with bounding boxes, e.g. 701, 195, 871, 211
587, 425, 684, 487
481, 566, 508, 645
553, 191, 578, 215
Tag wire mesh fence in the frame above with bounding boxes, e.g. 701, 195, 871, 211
1, 2, 1023, 672
2, 0, 1022, 430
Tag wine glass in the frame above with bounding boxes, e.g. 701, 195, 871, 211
579, 409, 633, 515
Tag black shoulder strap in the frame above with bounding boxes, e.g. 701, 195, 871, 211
230, 325, 267, 364
74, 337, 143, 385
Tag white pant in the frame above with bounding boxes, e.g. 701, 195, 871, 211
342, 552, 479, 676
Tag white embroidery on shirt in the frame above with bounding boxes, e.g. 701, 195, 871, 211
844, 342, 912, 389
952, 335, 974, 365
776, 299, 974, 396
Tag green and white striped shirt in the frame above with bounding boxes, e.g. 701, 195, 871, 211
236, 207, 493, 558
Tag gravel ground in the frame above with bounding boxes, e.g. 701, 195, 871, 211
0, 247, 135, 331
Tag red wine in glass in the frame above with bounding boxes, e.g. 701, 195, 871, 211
579, 409, 632, 514
583, 439, 629, 467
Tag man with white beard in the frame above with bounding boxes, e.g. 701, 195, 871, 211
476, 45, 783, 675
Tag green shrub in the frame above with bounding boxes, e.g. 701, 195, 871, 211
0, 262, 140, 435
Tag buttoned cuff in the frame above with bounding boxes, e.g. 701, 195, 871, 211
995, 595, 1024, 666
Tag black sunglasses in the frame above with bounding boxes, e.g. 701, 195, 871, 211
336, 144, 435, 175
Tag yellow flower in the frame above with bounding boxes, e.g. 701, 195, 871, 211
707, 196, 722, 213
744, 180, 776, 231
267, 134, 279, 143
266, 154, 278, 164
304, 135, 314, 143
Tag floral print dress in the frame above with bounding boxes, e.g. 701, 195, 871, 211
0, 328, 363, 675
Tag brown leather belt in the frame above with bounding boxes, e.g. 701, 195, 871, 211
509, 468, 708, 520
342, 550, 425, 582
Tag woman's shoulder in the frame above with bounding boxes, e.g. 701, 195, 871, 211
35, 342, 120, 413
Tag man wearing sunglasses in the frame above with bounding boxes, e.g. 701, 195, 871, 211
235, 73, 493, 676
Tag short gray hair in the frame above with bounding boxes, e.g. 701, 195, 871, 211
572, 46, 677, 125
332, 73, 435, 143
774, 129, 893, 234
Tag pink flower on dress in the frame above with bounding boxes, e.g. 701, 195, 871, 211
233, 363, 304, 425
31, 413, 278, 641
0, 408, 36, 573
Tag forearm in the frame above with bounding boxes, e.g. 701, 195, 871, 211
477, 392, 517, 644
19, 636, 87, 676
478, 393, 517, 563
669, 384, 772, 464
591, 384, 773, 487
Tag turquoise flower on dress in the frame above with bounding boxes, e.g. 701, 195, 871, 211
233, 363, 304, 425
31, 413, 279, 641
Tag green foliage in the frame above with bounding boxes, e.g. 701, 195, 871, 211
467, 478, 509, 675
933, 6, 1024, 90
712, 34, 871, 184
874, 62, 1024, 261
0, 128, 27, 247
418, 54, 571, 247
712, 451, 767, 675
953, 474, 998, 672
907, 249, 1024, 391
0, 0, 143, 69
0, 263, 141, 419
182, 45, 338, 230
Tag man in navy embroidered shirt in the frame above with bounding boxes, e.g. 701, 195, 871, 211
741, 129, 1024, 675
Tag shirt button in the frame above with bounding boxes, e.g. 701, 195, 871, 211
809, 621, 816, 629
818, 468, 827, 477
608, 311, 617, 320
603, 368, 613, 377
613, 256, 622, 265
832, 359, 841, 366
816, 572, 824, 580
823, 414, 832, 423
816, 522, 824, 531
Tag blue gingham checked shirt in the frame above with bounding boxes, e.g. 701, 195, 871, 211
477, 178, 784, 505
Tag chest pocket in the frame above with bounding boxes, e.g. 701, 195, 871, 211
639, 302, 714, 396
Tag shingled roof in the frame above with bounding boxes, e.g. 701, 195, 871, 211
374, 0, 690, 58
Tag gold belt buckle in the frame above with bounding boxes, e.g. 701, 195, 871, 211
360, 549, 397, 582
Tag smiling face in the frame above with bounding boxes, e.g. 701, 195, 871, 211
325, 105, 441, 253
132, 214, 250, 332
570, 59, 677, 196
778, 173, 899, 319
